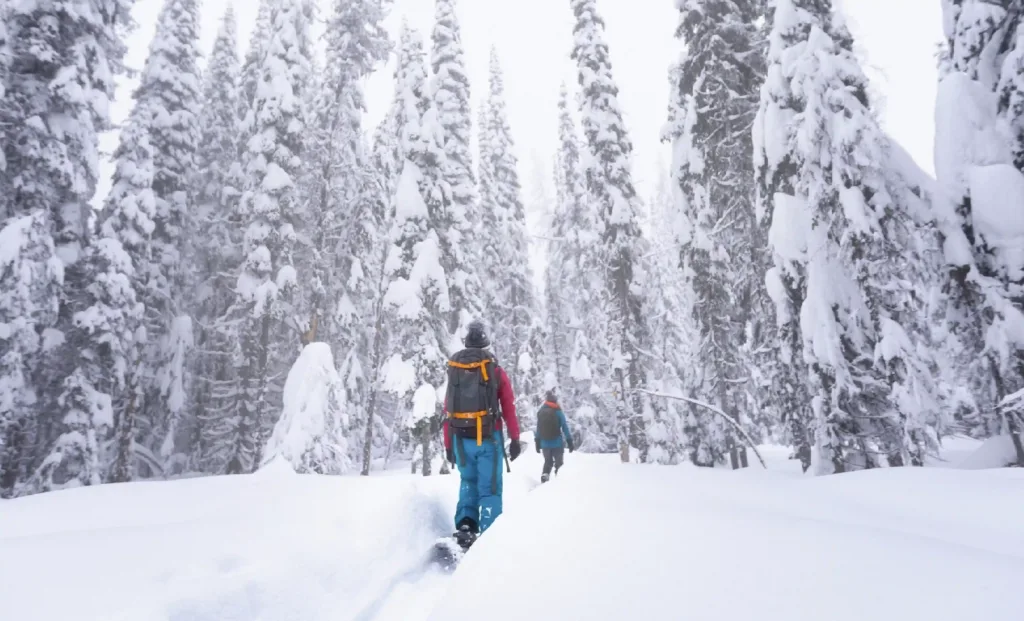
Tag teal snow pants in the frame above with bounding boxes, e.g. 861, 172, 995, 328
454, 430, 504, 533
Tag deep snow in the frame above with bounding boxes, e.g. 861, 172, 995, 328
1, 436, 1021, 621
439, 455, 1024, 621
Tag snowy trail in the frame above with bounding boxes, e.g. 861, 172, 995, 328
353, 459, 545, 621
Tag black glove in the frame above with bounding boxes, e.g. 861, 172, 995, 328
535, 438, 541, 453
567, 438, 575, 453
508, 439, 522, 461
446, 444, 456, 466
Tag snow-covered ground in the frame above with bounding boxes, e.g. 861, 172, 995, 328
2, 436, 1022, 621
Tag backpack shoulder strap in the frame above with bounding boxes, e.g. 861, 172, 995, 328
448, 359, 490, 382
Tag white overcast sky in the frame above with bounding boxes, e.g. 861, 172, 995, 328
104, 0, 943, 212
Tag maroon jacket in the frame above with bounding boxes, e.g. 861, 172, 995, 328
442, 365, 520, 450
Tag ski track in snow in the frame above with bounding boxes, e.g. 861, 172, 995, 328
350, 558, 448, 621
354, 467, 544, 621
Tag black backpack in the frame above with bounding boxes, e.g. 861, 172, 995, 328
537, 403, 561, 442
445, 348, 500, 445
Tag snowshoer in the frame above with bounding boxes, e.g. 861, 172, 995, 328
443, 320, 522, 549
535, 390, 574, 483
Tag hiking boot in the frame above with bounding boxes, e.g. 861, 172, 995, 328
454, 525, 477, 549
454, 517, 478, 550
540, 473, 549, 483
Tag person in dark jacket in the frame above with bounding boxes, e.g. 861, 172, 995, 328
535, 390, 573, 482
442, 320, 521, 547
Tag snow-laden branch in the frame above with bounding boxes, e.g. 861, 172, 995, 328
628, 388, 767, 469
999, 387, 1024, 409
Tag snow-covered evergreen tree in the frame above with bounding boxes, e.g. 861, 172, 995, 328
0, 0, 136, 495
0, 213, 64, 494
478, 48, 539, 405
381, 26, 451, 476
527, 156, 557, 400
362, 27, 430, 475
476, 99, 492, 206
120, 0, 202, 465
98, 114, 156, 482
0, 14, 10, 217
755, 0, 944, 474
27, 236, 142, 492
997, 7, 1024, 172
302, 0, 391, 474
187, 5, 243, 473
665, 0, 766, 467
263, 343, 351, 473
546, 86, 577, 399
749, 0, 814, 472
363, 26, 425, 472
372, 108, 403, 205
239, 0, 274, 114
936, 0, 1024, 464
371, 22, 418, 208
223, 0, 315, 474
0, 0, 132, 250
570, 0, 650, 462
547, 83, 609, 450
639, 172, 696, 465
431, 0, 480, 334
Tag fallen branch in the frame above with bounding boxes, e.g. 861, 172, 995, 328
629, 388, 768, 469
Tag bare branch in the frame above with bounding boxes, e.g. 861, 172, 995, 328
629, 388, 768, 469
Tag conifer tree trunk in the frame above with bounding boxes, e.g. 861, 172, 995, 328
110, 381, 139, 483
991, 355, 1024, 465
362, 387, 380, 476
361, 261, 390, 476
419, 421, 432, 477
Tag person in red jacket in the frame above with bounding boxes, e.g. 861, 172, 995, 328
443, 320, 521, 548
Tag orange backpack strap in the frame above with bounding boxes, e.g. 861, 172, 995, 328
447, 359, 490, 382
451, 411, 488, 445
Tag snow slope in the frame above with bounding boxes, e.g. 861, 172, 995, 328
441, 455, 1024, 621
2, 439, 1022, 621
